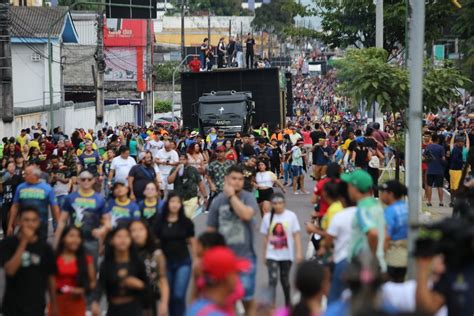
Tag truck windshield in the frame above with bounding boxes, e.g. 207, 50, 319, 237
199, 101, 246, 118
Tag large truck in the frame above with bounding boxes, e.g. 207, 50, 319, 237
181, 68, 286, 135
193, 91, 255, 136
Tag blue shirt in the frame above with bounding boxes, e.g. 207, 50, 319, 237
186, 299, 226, 316
79, 151, 101, 176
13, 182, 58, 223
384, 200, 408, 241
138, 199, 164, 220
105, 198, 141, 227
62, 191, 107, 240
425, 143, 445, 175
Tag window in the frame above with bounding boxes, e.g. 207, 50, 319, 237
31, 53, 41, 62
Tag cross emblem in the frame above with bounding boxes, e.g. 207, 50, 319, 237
219, 107, 224, 114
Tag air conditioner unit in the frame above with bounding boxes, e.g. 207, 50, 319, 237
45, 1, 51, 6
31, 53, 41, 62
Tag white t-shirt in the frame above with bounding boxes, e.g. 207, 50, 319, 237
156, 149, 179, 176
110, 156, 136, 184
326, 206, 356, 263
256, 171, 276, 188
260, 209, 300, 261
148, 139, 164, 158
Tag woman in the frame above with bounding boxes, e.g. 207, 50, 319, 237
256, 160, 286, 215
127, 133, 138, 161
187, 142, 206, 175
260, 130, 270, 143
138, 182, 164, 227
93, 226, 148, 316
28, 146, 41, 165
51, 226, 95, 316
38, 142, 50, 171
129, 220, 169, 316
21, 144, 30, 161
224, 139, 238, 163
260, 193, 302, 307
95, 131, 108, 157
233, 132, 243, 159
217, 37, 226, 68
156, 193, 196, 316
274, 261, 329, 316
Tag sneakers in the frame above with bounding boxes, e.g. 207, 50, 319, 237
427, 203, 432, 207
439, 203, 444, 207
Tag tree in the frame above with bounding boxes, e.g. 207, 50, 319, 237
314, 0, 456, 56
334, 48, 471, 114
452, 0, 474, 85
186, 0, 245, 16
252, 0, 308, 34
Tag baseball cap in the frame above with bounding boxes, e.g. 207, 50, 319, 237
202, 246, 251, 281
341, 169, 373, 193
215, 145, 225, 152
378, 180, 407, 197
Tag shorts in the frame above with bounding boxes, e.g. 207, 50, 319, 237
449, 169, 462, 191
313, 165, 327, 180
257, 188, 274, 203
427, 174, 443, 188
291, 165, 303, 177
239, 255, 257, 301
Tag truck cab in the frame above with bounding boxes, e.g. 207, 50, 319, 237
193, 91, 255, 137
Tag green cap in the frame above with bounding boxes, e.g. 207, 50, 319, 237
341, 169, 373, 193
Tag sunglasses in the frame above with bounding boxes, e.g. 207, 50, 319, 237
80, 178, 93, 182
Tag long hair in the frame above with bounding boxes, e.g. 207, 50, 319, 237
128, 219, 159, 254
103, 225, 142, 273
290, 261, 325, 316
56, 226, 90, 292
160, 192, 186, 223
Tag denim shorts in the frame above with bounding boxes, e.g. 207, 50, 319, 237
239, 255, 257, 301
292, 165, 303, 177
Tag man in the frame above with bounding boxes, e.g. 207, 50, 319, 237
128, 151, 160, 202
207, 146, 234, 194
449, 131, 470, 207
186, 246, 250, 316
310, 123, 326, 145
16, 129, 30, 148
108, 145, 136, 187
207, 165, 259, 313
342, 169, 386, 272
245, 33, 255, 69
155, 141, 179, 193
254, 138, 272, 161
291, 140, 307, 195
0, 206, 57, 316
48, 155, 71, 210
424, 133, 446, 207
211, 130, 226, 150
312, 137, 332, 181
56, 170, 109, 262
188, 55, 201, 73
168, 154, 207, 218
240, 156, 257, 192
227, 36, 236, 67
0, 162, 23, 235
78, 140, 103, 192
8, 165, 60, 240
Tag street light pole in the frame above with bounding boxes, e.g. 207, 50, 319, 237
406, 0, 425, 278
181, 0, 185, 60
375, 0, 383, 48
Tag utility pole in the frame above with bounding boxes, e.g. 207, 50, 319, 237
95, 11, 105, 125
228, 19, 231, 40
0, 0, 13, 128
180, 0, 185, 60
207, 9, 211, 44
406, 0, 425, 278
374, 0, 383, 125
145, 18, 153, 122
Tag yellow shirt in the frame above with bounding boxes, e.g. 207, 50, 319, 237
29, 140, 40, 150
321, 201, 344, 230
16, 135, 29, 148
341, 138, 353, 151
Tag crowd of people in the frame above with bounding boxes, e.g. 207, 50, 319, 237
0, 71, 474, 316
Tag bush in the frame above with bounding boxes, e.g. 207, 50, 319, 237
154, 62, 179, 84
154, 100, 172, 113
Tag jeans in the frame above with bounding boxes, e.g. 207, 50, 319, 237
240, 255, 257, 301
328, 259, 348, 303
167, 256, 192, 316
246, 51, 254, 68
283, 163, 293, 184
266, 259, 292, 306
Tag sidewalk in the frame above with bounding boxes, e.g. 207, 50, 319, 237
422, 189, 452, 222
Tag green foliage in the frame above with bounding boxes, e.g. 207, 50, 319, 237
252, 0, 309, 35
154, 62, 179, 84
154, 100, 172, 113
314, 0, 455, 56
185, 0, 246, 16
451, 0, 474, 85
334, 48, 471, 114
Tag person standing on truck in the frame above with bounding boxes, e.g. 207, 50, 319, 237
217, 37, 226, 69
188, 56, 201, 73
245, 33, 255, 69
200, 38, 209, 70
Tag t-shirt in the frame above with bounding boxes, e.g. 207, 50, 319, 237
110, 156, 136, 184
105, 198, 141, 227
434, 265, 474, 316
301, 130, 312, 145
49, 168, 70, 197
148, 139, 164, 158
62, 190, 107, 240
313, 178, 332, 217
156, 217, 194, 261
310, 130, 326, 145
312, 145, 332, 166
207, 160, 234, 193
245, 38, 255, 53
327, 206, 356, 263
186, 298, 227, 316
349, 197, 386, 272
128, 164, 157, 201
1, 173, 23, 205
240, 163, 256, 192
0, 236, 56, 316
321, 201, 344, 230
384, 200, 408, 241
138, 198, 164, 222
450, 146, 465, 170
189, 59, 201, 72
169, 165, 201, 201
207, 191, 259, 258
13, 182, 58, 225
156, 149, 179, 176
349, 140, 369, 169
260, 210, 300, 261
425, 143, 445, 175
291, 146, 303, 167
79, 151, 101, 176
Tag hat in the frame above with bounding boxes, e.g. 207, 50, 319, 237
202, 246, 250, 281
341, 169, 373, 193
78, 170, 94, 179
215, 145, 225, 152
378, 180, 407, 197
190, 131, 199, 138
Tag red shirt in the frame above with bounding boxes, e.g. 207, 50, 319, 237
189, 59, 201, 73
313, 178, 340, 217
55, 255, 93, 289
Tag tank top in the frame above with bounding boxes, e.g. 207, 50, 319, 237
256, 171, 275, 188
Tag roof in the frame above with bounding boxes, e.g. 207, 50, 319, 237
10, 6, 79, 43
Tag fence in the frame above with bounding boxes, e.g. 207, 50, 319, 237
0, 101, 138, 137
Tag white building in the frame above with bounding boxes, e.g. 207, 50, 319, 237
10, 7, 79, 109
